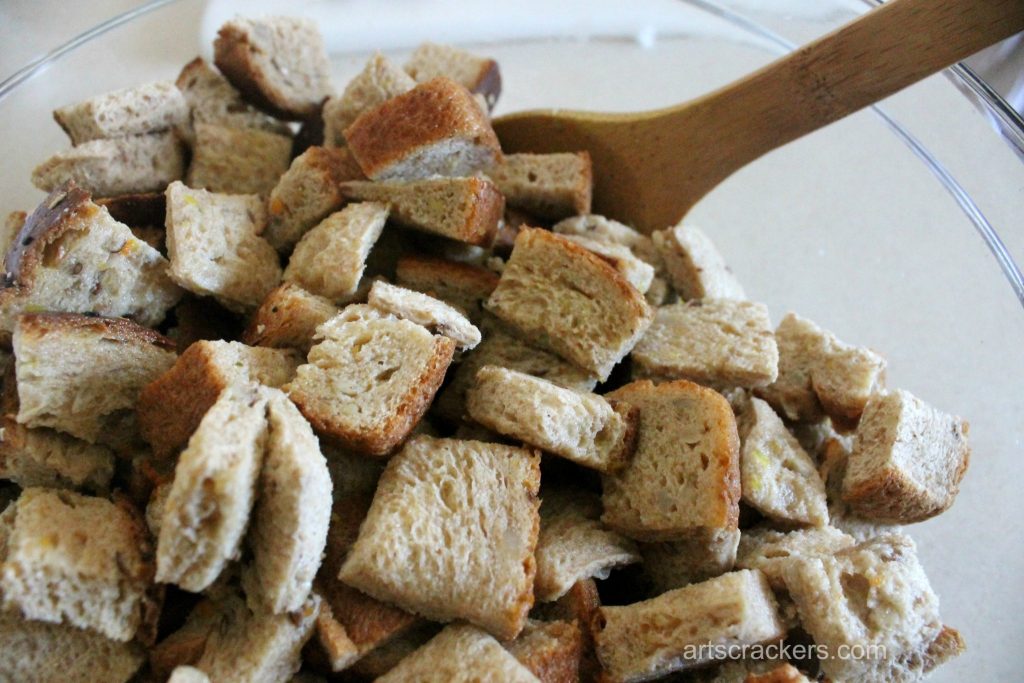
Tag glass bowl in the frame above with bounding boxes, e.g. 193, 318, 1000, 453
1, 1, 1021, 679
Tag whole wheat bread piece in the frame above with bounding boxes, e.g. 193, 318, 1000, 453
322, 54, 417, 148
394, 254, 500, 323
486, 152, 592, 220
532, 488, 640, 603
175, 57, 291, 136
338, 436, 541, 639
781, 533, 953, 682
404, 42, 502, 111
242, 389, 332, 614
13, 313, 176, 449
344, 77, 502, 181
264, 146, 364, 252
558, 233, 655, 295
53, 81, 189, 145
0, 184, 181, 340
213, 16, 332, 120
283, 202, 389, 302
32, 132, 187, 198
242, 282, 340, 353
601, 380, 740, 542
532, 577, 603, 682
285, 315, 454, 455
737, 397, 828, 526
0, 487, 155, 641
368, 280, 481, 350
593, 570, 785, 683
186, 123, 292, 197
735, 526, 856, 590
503, 619, 582, 683
0, 607, 146, 683
138, 339, 300, 458
467, 365, 637, 473
340, 176, 504, 246
632, 299, 779, 389
639, 529, 741, 594
165, 181, 282, 313
155, 385, 268, 592
552, 214, 661, 267
818, 437, 903, 542
841, 390, 969, 524
486, 228, 653, 381
652, 222, 745, 301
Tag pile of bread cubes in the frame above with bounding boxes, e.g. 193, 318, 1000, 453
0, 15, 971, 683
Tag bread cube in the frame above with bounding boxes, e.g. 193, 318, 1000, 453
377, 623, 538, 683
53, 81, 188, 145
531, 577, 603, 682
404, 42, 502, 111
186, 123, 292, 197
242, 283, 340, 353
735, 526, 855, 590
394, 255, 500, 323
639, 529, 740, 594
652, 222, 745, 301
175, 57, 291, 135
504, 619, 582, 683
323, 54, 416, 148
486, 152, 592, 220
339, 436, 540, 639
368, 281, 481, 350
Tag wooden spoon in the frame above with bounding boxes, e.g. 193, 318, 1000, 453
492, 0, 1024, 233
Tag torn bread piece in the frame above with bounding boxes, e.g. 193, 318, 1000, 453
242, 389, 332, 614
593, 570, 785, 682
175, 57, 291, 135
32, 132, 187, 198
486, 229, 652, 380
53, 81, 188, 145
264, 146, 364, 252
368, 280, 481, 350
504, 619, 582, 683
639, 529, 741, 594
165, 181, 281, 312
486, 152, 592, 220
841, 390, 969, 523
602, 380, 740, 542
242, 283, 340, 353
13, 313, 176, 448
395, 255, 500, 323
339, 436, 540, 639
738, 397, 828, 526
341, 176, 503, 246
323, 53, 416, 148
186, 123, 292, 197
213, 16, 332, 119
533, 488, 640, 602
285, 315, 455, 455
652, 222, 745, 301
0, 487, 154, 642
138, 340, 300, 458
155, 385, 268, 592
345, 77, 502, 181
632, 300, 778, 389
404, 42, 502, 111
283, 202, 388, 302
735, 526, 856, 590
467, 366, 637, 473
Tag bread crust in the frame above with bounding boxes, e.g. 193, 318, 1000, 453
3, 182, 92, 290
16, 311, 175, 351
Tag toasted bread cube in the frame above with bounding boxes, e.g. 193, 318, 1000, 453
368, 281, 481, 350
639, 529, 740, 594
13, 313, 176, 447
165, 181, 281, 312
242, 283, 340, 353
632, 300, 778, 389
175, 57, 290, 135
155, 386, 268, 591
0, 608, 145, 683
841, 390, 969, 523
32, 132, 186, 198
242, 390, 332, 614
345, 77, 502, 181
213, 17, 332, 120
652, 223, 744, 301
504, 619, 582, 683
341, 176, 503, 246
467, 366, 637, 473
602, 380, 740, 542
323, 54, 416, 148
533, 489, 639, 602
286, 317, 455, 455
486, 229, 652, 380
818, 437, 903, 542
264, 147, 364, 252
283, 202, 388, 302
377, 624, 539, 683
735, 526, 856, 590
486, 152, 592, 220
0, 488, 154, 641
781, 534, 947, 682
404, 42, 502, 111
53, 81, 188, 145
738, 397, 828, 525
593, 570, 785, 682
186, 123, 291, 197
394, 255, 499, 323
138, 340, 299, 458
339, 436, 540, 639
